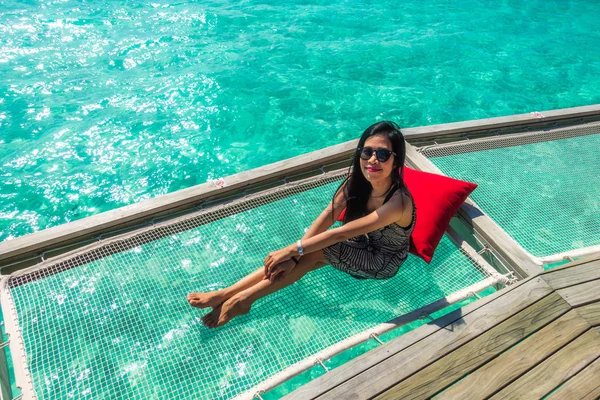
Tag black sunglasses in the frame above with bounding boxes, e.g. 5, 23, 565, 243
358, 147, 396, 162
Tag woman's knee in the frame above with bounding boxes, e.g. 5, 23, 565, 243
299, 250, 327, 272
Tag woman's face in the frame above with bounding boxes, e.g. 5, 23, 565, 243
359, 134, 395, 185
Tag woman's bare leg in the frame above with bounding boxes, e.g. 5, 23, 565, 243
202, 250, 327, 328
187, 266, 265, 308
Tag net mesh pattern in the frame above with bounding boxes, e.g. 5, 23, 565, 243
5, 173, 491, 400
421, 124, 600, 258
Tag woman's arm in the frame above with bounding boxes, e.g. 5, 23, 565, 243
264, 191, 412, 273
295, 191, 412, 255
301, 182, 347, 240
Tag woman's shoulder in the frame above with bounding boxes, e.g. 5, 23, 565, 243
390, 186, 413, 207
388, 187, 414, 225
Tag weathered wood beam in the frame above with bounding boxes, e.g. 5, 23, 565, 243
401, 104, 600, 143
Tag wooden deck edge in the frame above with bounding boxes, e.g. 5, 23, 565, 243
400, 104, 600, 141
540, 253, 600, 274
0, 334, 12, 400
556, 280, 600, 308
0, 277, 36, 400
320, 289, 563, 400
415, 120, 600, 153
540, 260, 600, 292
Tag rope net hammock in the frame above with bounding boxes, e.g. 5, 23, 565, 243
1, 170, 498, 400
420, 122, 600, 264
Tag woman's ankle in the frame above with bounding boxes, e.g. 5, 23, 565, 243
230, 290, 254, 307
217, 288, 233, 301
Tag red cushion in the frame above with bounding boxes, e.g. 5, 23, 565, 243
404, 167, 477, 263
337, 167, 477, 263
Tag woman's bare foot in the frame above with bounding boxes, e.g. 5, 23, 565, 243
187, 291, 227, 309
201, 294, 252, 328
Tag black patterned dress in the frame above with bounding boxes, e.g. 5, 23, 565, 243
322, 189, 416, 280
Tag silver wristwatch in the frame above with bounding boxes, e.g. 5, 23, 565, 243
297, 239, 304, 256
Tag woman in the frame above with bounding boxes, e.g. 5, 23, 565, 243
187, 121, 415, 328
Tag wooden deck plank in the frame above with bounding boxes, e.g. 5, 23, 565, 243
307, 278, 553, 400
489, 327, 600, 400
576, 302, 600, 327
557, 280, 600, 307
284, 277, 545, 400
541, 258, 600, 290
540, 254, 600, 274
372, 292, 570, 400
435, 309, 590, 400
545, 357, 600, 400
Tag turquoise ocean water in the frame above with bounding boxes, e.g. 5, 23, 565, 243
1, 0, 600, 241
1, 1, 599, 398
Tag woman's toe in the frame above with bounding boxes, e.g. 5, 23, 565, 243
204, 309, 218, 328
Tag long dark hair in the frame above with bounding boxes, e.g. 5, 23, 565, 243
332, 121, 407, 223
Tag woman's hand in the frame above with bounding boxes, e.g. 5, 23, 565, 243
264, 246, 295, 280
264, 259, 296, 282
